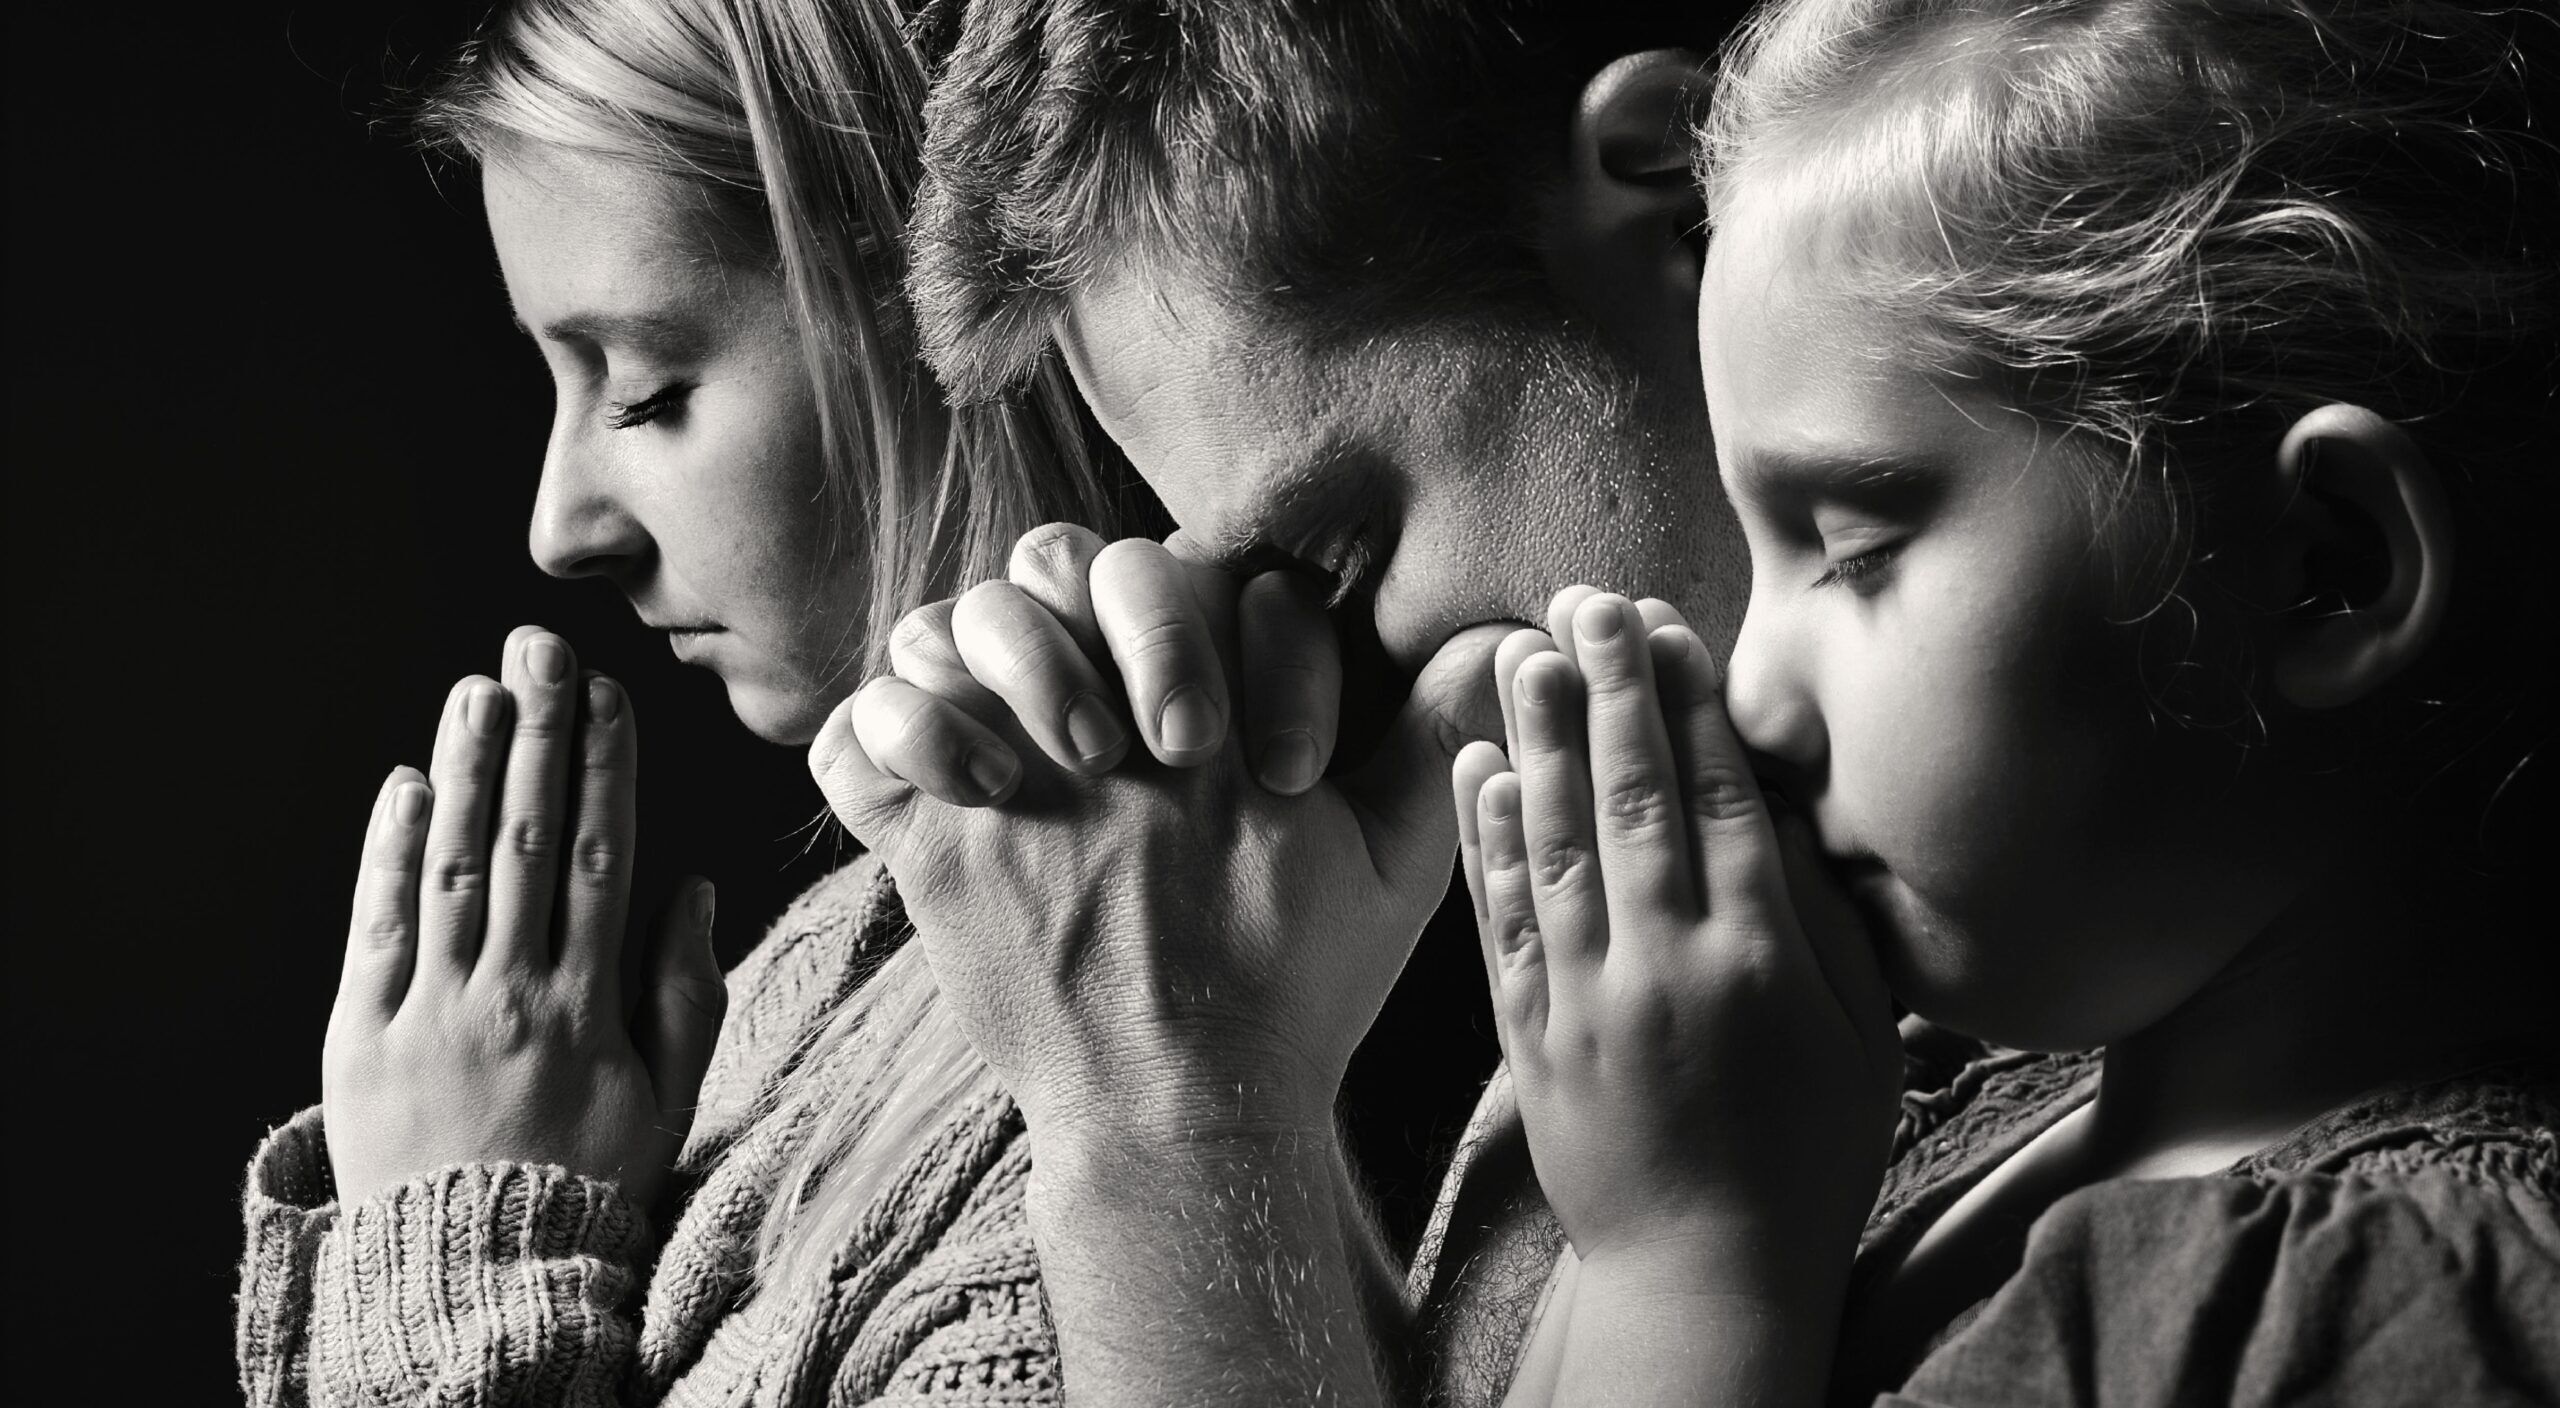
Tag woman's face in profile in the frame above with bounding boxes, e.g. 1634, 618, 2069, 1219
484, 144, 861, 744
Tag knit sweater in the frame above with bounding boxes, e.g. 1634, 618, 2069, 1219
237, 853, 1056, 1407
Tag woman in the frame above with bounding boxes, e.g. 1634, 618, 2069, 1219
235, 0, 1137, 1401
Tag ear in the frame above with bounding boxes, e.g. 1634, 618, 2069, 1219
1539, 50, 1714, 387
2262, 404, 2454, 710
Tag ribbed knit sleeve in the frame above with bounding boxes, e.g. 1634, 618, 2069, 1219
308, 1160, 650, 1406
239, 1106, 337, 1407
239, 1103, 653, 1407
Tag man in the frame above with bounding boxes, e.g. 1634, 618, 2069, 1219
819, 2, 1753, 1402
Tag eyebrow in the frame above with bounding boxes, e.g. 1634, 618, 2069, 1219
1733, 447, 1949, 503
511, 309, 716, 361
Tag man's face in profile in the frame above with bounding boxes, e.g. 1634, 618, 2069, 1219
1057, 263, 1749, 685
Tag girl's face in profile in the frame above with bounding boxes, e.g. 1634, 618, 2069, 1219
484, 145, 860, 744
1696, 205, 2295, 1052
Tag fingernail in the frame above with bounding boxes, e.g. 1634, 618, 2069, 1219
966, 743, 1018, 798
691, 882, 716, 934
466, 683, 507, 735
1517, 661, 1557, 707
1576, 601, 1625, 643
527, 636, 568, 686
391, 782, 428, 826
586, 676, 621, 723
1065, 692, 1124, 764
1257, 729, 1320, 794
1157, 685, 1222, 757
1483, 780, 1517, 823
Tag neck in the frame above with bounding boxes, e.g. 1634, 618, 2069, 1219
2085, 836, 2523, 1176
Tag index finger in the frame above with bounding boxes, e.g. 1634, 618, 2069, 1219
1090, 538, 1230, 767
1007, 522, 1110, 665
1649, 620, 1786, 919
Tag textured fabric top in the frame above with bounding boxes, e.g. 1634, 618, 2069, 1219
237, 852, 1058, 1407
1412, 1022, 2559, 1408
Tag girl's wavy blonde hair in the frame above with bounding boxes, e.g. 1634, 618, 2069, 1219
416, 0, 1129, 1289
1698, 0, 2557, 827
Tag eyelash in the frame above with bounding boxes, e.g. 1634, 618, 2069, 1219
1321, 519, 1382, 606
1811, 541, 1902, 592
604, 383, 692, 430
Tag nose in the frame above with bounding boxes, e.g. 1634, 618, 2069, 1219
1722, 596, 1828, 789
527, 418, 648, 580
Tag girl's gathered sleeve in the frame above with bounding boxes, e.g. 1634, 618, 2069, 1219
1883, 1164, 2560, 1408
237, 1105, 650, 1408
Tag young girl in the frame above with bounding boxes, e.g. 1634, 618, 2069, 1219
1452, 0, 2558, 1401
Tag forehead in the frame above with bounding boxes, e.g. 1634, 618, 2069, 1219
1057, 269, 1339, 484
1699, 207, 2021, 482
481, 148, 731, 320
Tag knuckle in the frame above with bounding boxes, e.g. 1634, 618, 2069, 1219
1121, 613, 1200, 663
1530, 836, 1592, 888
356, 909, 413, 950
426, 849, 487, 895
1688, 765, 1764, 825
890, 606, 957, 661
570, 828, 628, 880
472, 997, 543, 1052
1597, 775, 1676, 833
1011, 521, 1097, 580
501, 815, 556, 864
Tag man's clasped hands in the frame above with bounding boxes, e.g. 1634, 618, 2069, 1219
813, 525, 1901, 1381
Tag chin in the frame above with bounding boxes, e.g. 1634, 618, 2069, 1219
721, 678, 831, 747
1859, 876, 2109, 1053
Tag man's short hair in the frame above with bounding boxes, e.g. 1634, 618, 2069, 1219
909, 0, 1741, 402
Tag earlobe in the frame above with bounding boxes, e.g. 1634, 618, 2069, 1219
1541, 49, 1714, 384
2267, 404, 2454, 710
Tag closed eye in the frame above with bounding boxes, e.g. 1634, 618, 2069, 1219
1811, 540, 1902, 593
605, 383, 692, 430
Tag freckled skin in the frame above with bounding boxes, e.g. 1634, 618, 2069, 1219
1699, 206, 2298, 1053
484, 147, 864, 744
1057, 268, 1748, 682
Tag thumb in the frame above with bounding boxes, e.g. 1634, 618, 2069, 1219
1337, 623, 1510, 888
633, 877, 727, 1125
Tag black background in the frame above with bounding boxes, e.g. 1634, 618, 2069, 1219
6, 7, 1497, 1398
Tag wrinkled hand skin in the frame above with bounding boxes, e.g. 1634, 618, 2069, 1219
322, 627, 725, 1220
811, 562, 1507, 1145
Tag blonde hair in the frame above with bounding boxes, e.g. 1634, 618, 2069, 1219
416, 0, 1122, 1290
1697, 0, 2557, 826
1697, 0, 2555, 560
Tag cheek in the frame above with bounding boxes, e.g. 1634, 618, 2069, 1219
668, 392, 857, 637
1838, 580, 2130, 910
